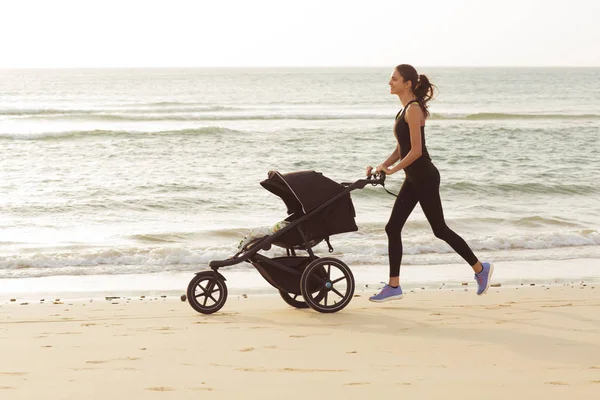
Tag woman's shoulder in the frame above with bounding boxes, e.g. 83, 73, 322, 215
405, 101, 424, 119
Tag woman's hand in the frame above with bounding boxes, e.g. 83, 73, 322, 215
366, 165, 374, 177
376, 165, 393, 175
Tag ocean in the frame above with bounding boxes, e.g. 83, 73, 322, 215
1, 67, 599, 295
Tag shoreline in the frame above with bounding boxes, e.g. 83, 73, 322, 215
1, 258, 599, 302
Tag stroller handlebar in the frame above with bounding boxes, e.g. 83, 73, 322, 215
342, 171, 386, 189
368, 170, 386, 184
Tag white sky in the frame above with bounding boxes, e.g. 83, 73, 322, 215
1, 0, 599, 67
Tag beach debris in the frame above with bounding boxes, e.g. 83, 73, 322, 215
161, 295, 167, 298
461, 282, 468, 286
180, 294, 187, 301
40, 299, 45, 302
53, 301, 64, 305
491, 283, 501, 287
55, 298, 61, 302
10, 299, 16, 302
530, 283, 535, 286
242, 294, 248, 298
141, 295, 146, 299
105, 296, 120, 301
353, 294, 361, 298
20, 302, 29, 306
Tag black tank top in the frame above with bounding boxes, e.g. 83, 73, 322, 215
394, 100, 430, 161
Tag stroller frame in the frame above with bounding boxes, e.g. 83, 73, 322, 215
187, 172, 386, 314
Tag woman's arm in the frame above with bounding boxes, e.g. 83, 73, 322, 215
378, 144, 401, 169
385, 105, 423, 174
368, 144, 401, 176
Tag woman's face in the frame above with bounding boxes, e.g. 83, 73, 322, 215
389, 69, 410, 95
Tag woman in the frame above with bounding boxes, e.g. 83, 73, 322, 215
367, 64, 493, 302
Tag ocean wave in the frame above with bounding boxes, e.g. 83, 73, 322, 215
15, 112, 390, 122
355, 215, 584, 232
432, 112, 600, 120
1, 229, 598, 278
0, 105, 241, 116
444, 181, 599, 195
129, 228, 249, 243
0, 126, 241, 141
8, 109, 600, 123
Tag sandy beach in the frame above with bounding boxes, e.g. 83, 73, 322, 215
1, 281, 599, 399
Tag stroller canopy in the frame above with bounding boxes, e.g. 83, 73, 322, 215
260, 170, 345, 215
260, 170, 358, 247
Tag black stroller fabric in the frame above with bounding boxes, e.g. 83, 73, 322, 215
260, 171, 358, 248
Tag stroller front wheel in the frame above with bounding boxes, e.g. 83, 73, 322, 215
300, 257, 355, 313
187, 271, 228, 314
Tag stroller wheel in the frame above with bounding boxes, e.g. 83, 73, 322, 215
187, 271, 228, 314
300, 257, 355, 313
278, 290, 310, 309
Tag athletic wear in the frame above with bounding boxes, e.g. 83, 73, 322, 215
387, 100, 479, 277
475, 262, 494, 295
369, 283, 404, 302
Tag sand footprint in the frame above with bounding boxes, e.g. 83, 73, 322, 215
239, 347, 255, 352
190, 383, 214, 391
146, 387, 174, 391
86, 357, 141, 364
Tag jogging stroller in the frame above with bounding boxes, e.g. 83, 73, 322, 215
187, 170, 386, 314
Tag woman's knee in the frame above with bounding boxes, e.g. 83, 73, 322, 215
431, 224, 451, 240
385, 222, 401, 238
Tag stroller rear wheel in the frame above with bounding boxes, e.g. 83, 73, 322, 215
300, 257, 355, 313
278, 290, 310, 309
187, 271, 228, 314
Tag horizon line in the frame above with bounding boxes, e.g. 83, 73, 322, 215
1, 65, 599, 70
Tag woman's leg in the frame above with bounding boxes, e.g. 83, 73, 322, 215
385, 179, 419, 282
370, 180, 419, 302
414, 170, 481, 272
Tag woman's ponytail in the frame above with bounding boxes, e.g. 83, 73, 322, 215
414, 74, 435, 118
395, 65, 437, 118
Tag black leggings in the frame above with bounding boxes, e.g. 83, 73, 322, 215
385, 160, 479, 277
